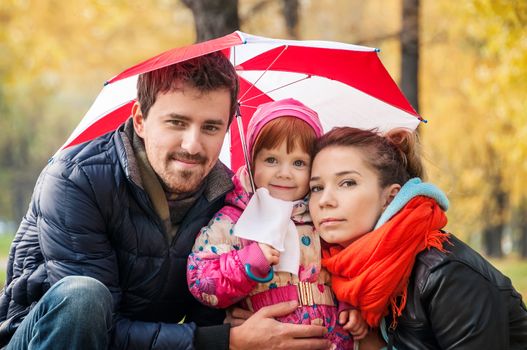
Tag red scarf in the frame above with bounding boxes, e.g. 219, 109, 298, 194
322, 196, 450, 328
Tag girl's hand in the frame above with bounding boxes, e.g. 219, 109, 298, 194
258, 243, 280, 265
339, 309, 369, 340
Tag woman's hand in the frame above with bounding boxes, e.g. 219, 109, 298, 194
339, 309, 368, 340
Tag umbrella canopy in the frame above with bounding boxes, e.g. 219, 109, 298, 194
60, 31, 422, 170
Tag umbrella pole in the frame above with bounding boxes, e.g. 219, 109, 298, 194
235, 105, 256, 193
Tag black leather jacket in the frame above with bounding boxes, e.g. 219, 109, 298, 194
387, 234, 527, 350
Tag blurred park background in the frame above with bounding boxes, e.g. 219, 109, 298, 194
0, 0, 526, 294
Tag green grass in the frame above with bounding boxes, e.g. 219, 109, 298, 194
0, 234, 13, 252
0, 234, 14, 287
489, 257, 527, 298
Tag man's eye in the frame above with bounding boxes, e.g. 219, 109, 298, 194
169, 120, 185, 127
203, 125, 220, 132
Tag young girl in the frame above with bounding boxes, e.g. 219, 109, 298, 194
308, 127, 527, 349
187, 99, 366, 349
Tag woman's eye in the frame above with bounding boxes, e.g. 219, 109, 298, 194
310, 185, 322, 192
341, 180, 356, 187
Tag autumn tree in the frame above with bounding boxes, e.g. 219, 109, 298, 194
282, 0, 300, 39
401, 0, 420, 113
421, 0, 527, 257
181, 0, 239, 41
0, 0, 193, 224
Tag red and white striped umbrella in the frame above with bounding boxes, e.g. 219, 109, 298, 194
60, 31, 422, 171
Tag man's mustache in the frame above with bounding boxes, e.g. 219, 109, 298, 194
170, 151, 207, 165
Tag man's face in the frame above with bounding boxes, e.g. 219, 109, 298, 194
133, 83, 231, 194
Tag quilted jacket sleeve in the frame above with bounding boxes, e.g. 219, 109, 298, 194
38, 159, 220, 349
38, 160, 121, 299
187, 207, 270, 309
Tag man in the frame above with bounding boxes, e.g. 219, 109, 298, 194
0, 52, 330, 349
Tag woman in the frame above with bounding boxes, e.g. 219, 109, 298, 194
308, 127, 527, 349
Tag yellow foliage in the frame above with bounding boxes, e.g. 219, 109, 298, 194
420, 0, 527, 241
1, 0, 526, 248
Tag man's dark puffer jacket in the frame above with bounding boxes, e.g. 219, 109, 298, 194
387, 234, 527, 350
0, 124, 234, 349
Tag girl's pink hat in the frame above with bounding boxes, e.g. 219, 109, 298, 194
246, 98, 324, 157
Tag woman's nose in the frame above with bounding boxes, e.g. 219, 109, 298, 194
318, 189, 336, 208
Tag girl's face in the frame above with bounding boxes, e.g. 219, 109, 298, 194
309, 146, 400, 247
253, 140, 311, 201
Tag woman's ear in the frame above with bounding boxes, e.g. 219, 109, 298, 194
382, 184, 401, 210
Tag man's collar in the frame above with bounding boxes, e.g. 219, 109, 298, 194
203, 161, 234, 202
120, 118, 142, 187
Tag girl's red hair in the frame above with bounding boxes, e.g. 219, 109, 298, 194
251, 117, 318, 164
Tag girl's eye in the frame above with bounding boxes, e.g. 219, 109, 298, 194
264, 157, 277, 164
293, 160, 307, 167
340, 179, 356, 187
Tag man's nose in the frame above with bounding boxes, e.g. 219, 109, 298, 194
181, 128, 203, 155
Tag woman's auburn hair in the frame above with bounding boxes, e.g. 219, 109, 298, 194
313, 127, 425, 187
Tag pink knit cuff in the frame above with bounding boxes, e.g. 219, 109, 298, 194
237, 242, 271, 278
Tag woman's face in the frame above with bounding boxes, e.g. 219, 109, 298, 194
309, 145, 399, 247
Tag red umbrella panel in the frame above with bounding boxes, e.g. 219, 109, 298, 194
60, 31, 422, 171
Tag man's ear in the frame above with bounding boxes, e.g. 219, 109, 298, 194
382, 184, 401, 210
132, 102, 145, 138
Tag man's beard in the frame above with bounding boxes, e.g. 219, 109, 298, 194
162, 151, 209, 194
166, 168, 206, 194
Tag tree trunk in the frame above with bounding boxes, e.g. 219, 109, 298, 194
182, 0, 239, 42
400, 0, 419, 113
517, 201, 527, 258
483, 225, 503, 258
481, 161, 507, 258
520, 223, 527, 258
282, 0, 299, 39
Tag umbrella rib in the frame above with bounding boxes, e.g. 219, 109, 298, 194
237, 45, 289, 102
239, 75, 312, 104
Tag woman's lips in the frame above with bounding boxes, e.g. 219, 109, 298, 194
319, 218, 345, 227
